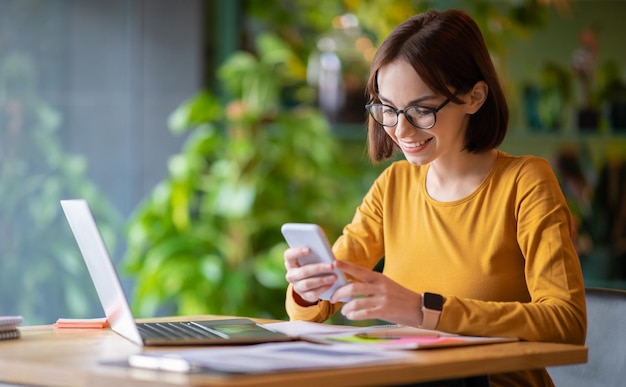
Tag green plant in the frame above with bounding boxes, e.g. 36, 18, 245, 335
124, 33, 369, 319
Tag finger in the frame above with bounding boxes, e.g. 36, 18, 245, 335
291, 274, 338, 303
329, 282, 353, 304
285, 260, 336, 289
329, 278, 372, 303
284, 247, 309, 269
292, 273, 336, 294
334, 260, 377, 282
285, 264, 332, 285
292, 262, 336, 281
341, 296, 382, 321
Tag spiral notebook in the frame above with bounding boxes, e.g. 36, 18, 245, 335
0, 316, 23, 341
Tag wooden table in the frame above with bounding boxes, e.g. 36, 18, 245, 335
0, 317, 587, 387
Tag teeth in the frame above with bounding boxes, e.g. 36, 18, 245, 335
402, 138, 429, 148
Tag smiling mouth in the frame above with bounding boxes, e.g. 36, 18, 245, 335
400, 137, 432, 148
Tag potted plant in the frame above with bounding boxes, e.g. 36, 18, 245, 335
597, 60, 626, 132
571, 27, 600, 132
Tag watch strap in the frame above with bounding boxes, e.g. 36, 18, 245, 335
420, 292, 443, 330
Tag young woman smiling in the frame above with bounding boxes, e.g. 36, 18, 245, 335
283, 9, 586, 387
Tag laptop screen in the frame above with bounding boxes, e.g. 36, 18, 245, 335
61, 199, 144, 345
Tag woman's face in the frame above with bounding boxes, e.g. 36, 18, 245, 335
376, 59, 470, 166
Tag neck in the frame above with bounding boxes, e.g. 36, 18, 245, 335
426, 149, 498, 202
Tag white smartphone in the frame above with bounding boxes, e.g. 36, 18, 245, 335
281, 223, 348, 301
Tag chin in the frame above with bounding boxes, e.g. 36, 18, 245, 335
403, 152, 432, 166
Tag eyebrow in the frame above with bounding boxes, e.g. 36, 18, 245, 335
378, 94, 437, 107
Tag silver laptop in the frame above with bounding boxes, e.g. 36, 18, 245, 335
60, 199, 292, 346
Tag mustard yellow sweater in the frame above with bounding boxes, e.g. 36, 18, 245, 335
286, 151, 586, 386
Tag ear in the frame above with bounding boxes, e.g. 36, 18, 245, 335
465, 81, 488, 114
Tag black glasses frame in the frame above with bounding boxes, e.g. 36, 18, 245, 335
365, 97, 452, 130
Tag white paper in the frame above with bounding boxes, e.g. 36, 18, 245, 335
129, 341, 412, 374
264, 320, 438, 336
263, 320, 376, 336
262, 321, 516, 351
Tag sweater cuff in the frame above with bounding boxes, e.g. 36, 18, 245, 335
285, 284, 333, 323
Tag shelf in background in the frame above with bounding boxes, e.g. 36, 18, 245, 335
501, 130, 626, 164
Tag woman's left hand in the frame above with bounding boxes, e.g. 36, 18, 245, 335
330, 260, 424, 327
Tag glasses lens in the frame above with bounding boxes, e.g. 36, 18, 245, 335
368, 104, 397, 126
405, 106, 436, 129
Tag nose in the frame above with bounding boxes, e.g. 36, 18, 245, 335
394, 113, 416, 138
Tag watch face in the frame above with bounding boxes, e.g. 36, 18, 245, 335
424, 292, 444, 311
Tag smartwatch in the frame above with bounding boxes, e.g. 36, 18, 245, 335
420, 292, 444, 330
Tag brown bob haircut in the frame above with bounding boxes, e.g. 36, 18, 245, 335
366, 9, 508, 162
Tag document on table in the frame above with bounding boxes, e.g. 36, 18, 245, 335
263, 320, 437, 337
54, 317, 109, 329
263, 320, 517, 350
128, 321, 517, 374
0, 316, 23, 341
128, 341, 413, 374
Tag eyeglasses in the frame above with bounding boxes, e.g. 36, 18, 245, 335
365, 98, 452, 130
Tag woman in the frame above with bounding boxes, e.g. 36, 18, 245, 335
284, 9, 586, 386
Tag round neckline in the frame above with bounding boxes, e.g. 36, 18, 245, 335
421, 150, 503, 206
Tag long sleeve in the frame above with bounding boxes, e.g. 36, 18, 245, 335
285, 152, 586, 345
435, 155, 586, 344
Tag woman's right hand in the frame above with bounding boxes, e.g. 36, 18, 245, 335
284, 247, 340, 305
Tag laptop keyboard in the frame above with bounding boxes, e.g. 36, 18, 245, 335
136, 321, 229, 341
